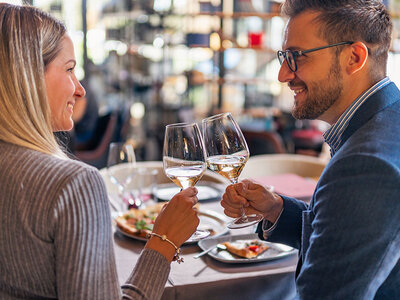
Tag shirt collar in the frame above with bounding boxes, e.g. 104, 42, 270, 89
323, 77, 391, 156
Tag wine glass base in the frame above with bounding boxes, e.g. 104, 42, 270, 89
227, 214, 263, 229
187, 229, 210, 243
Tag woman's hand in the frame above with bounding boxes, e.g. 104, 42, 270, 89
145, 187, 199, 262
221, 179, 283, 223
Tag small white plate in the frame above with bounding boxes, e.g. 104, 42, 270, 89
155, 183, 224, 202
115, 209, 229, 244
198, 233, 297, 263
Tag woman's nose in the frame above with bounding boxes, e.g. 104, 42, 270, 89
75, 79, 86, 98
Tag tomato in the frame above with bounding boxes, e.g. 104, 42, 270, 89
249, 245, 259, 252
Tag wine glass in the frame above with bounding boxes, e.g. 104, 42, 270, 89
202, 112, 263, 229
107, 142, 138, 212
163, 122, 210, 241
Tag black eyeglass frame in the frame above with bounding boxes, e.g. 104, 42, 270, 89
277, 41, 353, 72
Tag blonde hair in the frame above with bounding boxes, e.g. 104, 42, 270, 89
0, 3, 67, 158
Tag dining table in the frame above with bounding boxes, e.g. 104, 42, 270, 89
112, 191, 298, 300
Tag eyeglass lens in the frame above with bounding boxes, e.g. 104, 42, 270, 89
278, 50, 296, 72
278, 51, 285, 64
286, 51, 296, 71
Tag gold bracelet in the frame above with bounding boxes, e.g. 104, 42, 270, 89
147, 232, 183, 264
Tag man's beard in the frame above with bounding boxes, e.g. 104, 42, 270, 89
292, 56, 343, 120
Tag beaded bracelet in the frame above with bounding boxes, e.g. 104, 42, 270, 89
147, 232, 184, 264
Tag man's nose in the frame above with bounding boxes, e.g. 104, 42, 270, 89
278, 60, 296, 83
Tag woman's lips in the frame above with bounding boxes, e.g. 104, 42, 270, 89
67, 103, 74, 113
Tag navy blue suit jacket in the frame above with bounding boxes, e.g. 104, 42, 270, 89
257, 82, 400, 299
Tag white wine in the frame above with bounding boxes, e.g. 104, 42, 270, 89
165, 165, 205, 189
207, 155, 248, 183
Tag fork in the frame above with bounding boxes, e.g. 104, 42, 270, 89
194, 243, 227, 259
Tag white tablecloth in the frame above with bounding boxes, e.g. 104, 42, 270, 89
113, 200, 297, 300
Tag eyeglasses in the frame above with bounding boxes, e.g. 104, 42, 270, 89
277, 41, 353, 72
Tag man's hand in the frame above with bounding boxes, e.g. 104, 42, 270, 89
221, 179, 283, 223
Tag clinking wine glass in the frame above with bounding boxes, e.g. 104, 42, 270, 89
202, 112, 263, 229
163, 122, 210, 241
107, 142, 139, 212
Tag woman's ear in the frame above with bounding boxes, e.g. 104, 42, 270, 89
345, 42, 369, 75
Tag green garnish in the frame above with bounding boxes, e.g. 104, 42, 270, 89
124, 213, 136, 220
135, 219, 153, 231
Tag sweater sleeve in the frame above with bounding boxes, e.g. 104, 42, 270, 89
52, 167, 170, 300
122, 249, 170, 300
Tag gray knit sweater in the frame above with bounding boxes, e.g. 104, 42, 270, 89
0, 141, 170, 299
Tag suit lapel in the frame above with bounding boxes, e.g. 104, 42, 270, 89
340, 82, 400, 147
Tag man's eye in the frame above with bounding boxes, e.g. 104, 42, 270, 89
295, 53, 306, 60
293, 52, 301, 57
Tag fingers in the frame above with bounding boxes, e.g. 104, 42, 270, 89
168, 187, 200, 223
223, 184, 248, 206
240, 179, 258, 189
236, 180, 271, 200
221, 203, 242, 218
236, 179, 259, 193
154, 189, 200, 244
220, 184, 248, 218
179, 186, 198, 196
170, 187, 198, 207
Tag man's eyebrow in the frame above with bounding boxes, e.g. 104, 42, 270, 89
285, 46, 303, 51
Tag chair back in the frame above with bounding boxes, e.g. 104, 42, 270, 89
242, 130, 286, 155
241, 154, 327, 180
75, 112, 119, 168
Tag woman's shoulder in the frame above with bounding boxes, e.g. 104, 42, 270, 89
0, 142, 109, 222
0, 141, 103, 189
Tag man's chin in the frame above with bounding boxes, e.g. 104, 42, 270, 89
292, 106, 320, 120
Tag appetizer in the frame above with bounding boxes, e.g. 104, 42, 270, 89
221, 239, 269, 258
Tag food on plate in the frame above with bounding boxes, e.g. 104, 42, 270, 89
115, 202, 201, 238
221, 239, 269, 258
115, 203, 165, 238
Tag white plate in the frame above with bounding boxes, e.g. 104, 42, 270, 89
155, 183, 224, 202
115, 209, 229, 244
198, 233, 297, 263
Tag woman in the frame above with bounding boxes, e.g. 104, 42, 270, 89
0, 3, 199, 299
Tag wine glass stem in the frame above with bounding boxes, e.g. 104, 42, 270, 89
231, 178, 248, 221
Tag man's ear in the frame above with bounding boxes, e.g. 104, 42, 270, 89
345, 42, 369, 75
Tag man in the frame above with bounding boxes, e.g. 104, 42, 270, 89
221, 1, 400, 299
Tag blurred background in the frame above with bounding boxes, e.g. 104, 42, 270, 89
7, 0, 400, 168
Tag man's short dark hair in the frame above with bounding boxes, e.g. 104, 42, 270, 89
281, 0, 392, 80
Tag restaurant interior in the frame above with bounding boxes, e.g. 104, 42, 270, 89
6, 0, 399, 299
17, 0, 397, 169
